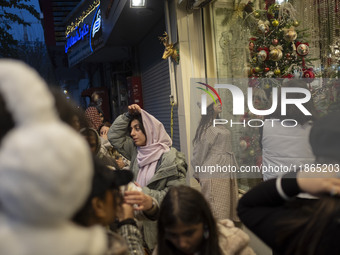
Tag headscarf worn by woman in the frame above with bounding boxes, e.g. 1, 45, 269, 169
136, 109, 172, 187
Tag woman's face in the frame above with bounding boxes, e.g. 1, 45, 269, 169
213, 102, 222, 114
130, 119, 146, 146
165, 221, 204, 254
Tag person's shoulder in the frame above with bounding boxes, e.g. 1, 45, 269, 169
217, 219, 255, 255
107, 230, 129, 255
161, 148, 187, 167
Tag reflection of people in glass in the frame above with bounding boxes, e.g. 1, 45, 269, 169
192, 102, 239, 221
261, 80, 319, 181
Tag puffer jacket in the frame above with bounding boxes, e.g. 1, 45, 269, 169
108, 113, 187, 250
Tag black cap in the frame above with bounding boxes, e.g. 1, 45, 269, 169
310, 111, 340, 161
91, 158, 133, 197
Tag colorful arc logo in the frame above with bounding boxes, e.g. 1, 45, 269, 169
196, 82, 222, 106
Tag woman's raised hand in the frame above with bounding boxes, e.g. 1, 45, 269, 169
124, 190, 153, 211
128, 104, 142, 115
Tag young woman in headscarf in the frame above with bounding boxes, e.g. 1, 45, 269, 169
108, 104, 187, 252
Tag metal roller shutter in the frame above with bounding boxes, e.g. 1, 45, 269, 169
141, 60, 180, 150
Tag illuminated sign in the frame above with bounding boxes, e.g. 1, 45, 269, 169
65, 24, 89, 53
90, 5, 102, 52
92, 9, 101, 38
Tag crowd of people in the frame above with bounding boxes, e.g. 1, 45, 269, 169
1, 59, 340, 255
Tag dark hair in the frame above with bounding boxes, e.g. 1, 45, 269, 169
72, 157, 123, 226
269, 80, 319, 124
50, 86, 88, 130
157, 186, 222, 255
80, 128, 101, 155
0, 92, 15, 144
193, 103, 219, 144
277, 196, 340, 255
128, 114, 146, 137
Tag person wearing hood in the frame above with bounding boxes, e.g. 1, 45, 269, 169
85, 92, 103, 131
108, 104, 187, 251
0, 59, 107, 255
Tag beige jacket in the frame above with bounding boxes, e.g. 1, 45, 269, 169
218, 219, 255, 255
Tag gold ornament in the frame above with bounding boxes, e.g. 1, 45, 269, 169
254, 11, 260, 18
264, 84, 271, 89
269, 45, 283, 61
255, 67, 261, 73
249, 150, 255, 156
293, 20, 299, 27
272, 20, 279, 27
274, 68, 281, 75
240, 140, 248, 151
283, 27, 297, 42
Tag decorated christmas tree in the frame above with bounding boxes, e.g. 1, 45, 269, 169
239, 0, 316, 174
247, 1, 315, 86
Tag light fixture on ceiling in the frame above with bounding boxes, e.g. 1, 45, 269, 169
130, 0, 146, 8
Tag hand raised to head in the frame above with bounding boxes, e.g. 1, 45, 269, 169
128, 104, 142, 115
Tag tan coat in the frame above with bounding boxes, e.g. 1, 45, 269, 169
192, 125, 239, 221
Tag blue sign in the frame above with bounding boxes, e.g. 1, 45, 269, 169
90, 5, 102, 52
65, 24, 90, 53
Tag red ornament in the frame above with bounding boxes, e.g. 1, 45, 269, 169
282, 74, 294, 79
264, 67, 270, 72
302, 68, 315, 83
272, 39, 279, 45
249, 42, 255, 51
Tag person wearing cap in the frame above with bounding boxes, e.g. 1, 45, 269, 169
73, 158, 145, 255
107, 104, 187, 251
237, 111, 340, 255
0, 60, 108, 255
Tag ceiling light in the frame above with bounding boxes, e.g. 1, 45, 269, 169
130, 0, 146, 8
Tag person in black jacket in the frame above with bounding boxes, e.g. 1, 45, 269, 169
238, 111, 340, 255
